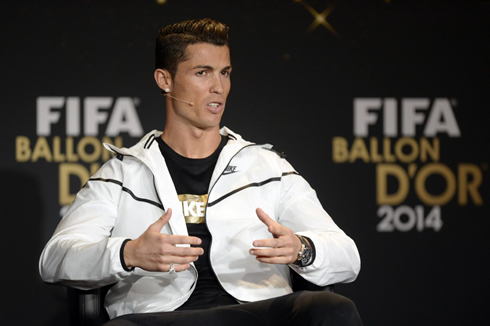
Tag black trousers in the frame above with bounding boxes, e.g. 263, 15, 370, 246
105, 291, 363, 326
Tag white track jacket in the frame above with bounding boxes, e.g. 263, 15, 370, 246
39, 127, 360, 319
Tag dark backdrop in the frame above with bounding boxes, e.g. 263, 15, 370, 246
1, 1, 489, 325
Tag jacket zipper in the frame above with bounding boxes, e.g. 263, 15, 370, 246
203, 143, 263, 298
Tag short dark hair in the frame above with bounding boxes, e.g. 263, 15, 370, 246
155, 18, 229, 77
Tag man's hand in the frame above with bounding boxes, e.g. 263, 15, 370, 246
249, 208, 302, 265
124, 208, 204, 272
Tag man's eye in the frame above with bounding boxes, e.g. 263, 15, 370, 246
221, 70, 230, 76
197, 70, 207, 76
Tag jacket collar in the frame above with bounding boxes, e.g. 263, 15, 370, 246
103, 126, 252, 160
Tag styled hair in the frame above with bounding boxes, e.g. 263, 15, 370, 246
155, 18, 229, 77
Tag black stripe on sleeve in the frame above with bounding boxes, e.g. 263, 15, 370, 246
207, 171, 299, 207
282, 171, 298, 177
89, 177, 123, 187
88, 178, 164, 210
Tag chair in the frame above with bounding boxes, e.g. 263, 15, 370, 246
67, 271, 335, 326
67, 285, 111, 326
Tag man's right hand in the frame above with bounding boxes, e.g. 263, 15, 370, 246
123, 208, 203, 272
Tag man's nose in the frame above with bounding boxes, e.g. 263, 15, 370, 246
211, 75, 224, 94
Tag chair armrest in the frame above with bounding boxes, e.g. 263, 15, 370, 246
67, 286, 110, 326
290, 270, 335, 292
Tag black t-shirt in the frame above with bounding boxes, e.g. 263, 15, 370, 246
156, 135, 238, 309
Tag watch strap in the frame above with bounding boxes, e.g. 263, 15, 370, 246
293, 235, 315, 267
302, 235, 315, 267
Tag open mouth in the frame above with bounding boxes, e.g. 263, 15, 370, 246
208, 102, 220, 107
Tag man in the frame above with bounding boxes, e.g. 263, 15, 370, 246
40, 18, 362, 325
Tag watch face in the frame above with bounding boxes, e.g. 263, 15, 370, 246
301, 248, 312, 265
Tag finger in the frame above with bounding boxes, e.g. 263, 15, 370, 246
256, 208, 279, 234
253, 234, 294, 248
151, 250, 202, 266
170, 263, 191, 273
148, 208, 172, 232
269, 224, 289, 237
255, 256, 292, 265
167, 235, 202, 246
163, 255, 201, 264
253, 238, 280, 248
171, 246, 204, 256
250, 247, 293, 258
256, 207, 273, 225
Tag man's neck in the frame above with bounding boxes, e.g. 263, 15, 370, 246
160, 124, 222, 159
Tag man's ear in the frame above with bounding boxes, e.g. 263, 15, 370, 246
154, 69, 172, 92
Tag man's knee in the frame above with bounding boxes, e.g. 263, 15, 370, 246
298, 291, 362, 326
331, 295, 362, 326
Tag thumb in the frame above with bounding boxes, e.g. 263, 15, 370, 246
256, 207, 275, 230
148, 208, 172, 232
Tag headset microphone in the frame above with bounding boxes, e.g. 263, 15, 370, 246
164, 93, 194, 106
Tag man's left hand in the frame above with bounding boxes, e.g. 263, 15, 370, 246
249, 208, 302, 265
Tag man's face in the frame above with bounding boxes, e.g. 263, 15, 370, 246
168, 43, 232, 131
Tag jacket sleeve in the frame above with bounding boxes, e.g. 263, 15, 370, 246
39, 157, 133, 290
276, 159, 361, 286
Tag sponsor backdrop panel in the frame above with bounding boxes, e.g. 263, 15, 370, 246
1, 1, 488, 325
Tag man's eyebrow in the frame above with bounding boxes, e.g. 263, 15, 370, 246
191, 65, 232, 71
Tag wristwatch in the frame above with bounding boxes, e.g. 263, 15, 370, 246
292, 235, 314, 267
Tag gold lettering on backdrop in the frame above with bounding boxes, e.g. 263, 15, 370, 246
415, 163, 456, 206
420, 137, 439, 162
394, 137, 419, 163
458, 164, 483, 205
15, 136, 31, 162
66, 137, 79, 161
382, 138, 396, 163
349, 138, 370, 163
332, 137, 440, 164
77, 137, 102, 163
369, 137, 383, 163
31, 136, 53, 162
14, 136, 122, 163
376, 162, 484, 206
53, 136, 66, 162
376, 164, 409, 205
178, 194, 208, 224
332, 137, 348, 162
